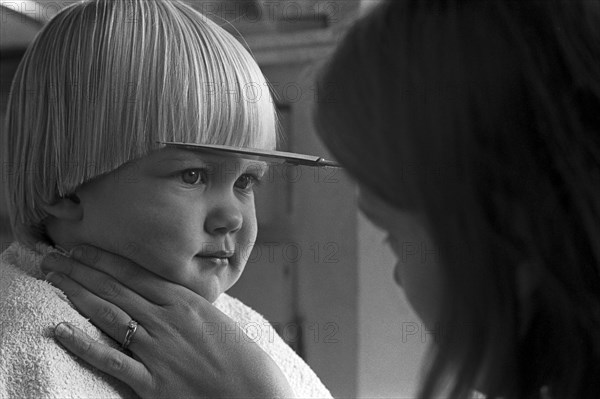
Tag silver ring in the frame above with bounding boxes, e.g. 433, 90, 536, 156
122, 319, 138, 349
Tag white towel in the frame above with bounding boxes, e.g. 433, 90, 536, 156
0, 241, 332, 399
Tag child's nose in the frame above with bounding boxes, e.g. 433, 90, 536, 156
204, 204, 243, 236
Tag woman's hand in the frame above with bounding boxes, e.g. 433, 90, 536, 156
40, 245, 295, 399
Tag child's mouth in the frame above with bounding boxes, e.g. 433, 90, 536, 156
195, 250, 235, 266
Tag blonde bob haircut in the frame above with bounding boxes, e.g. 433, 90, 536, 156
4, 0, 277, 244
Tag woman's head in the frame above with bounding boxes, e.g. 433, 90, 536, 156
5, 0, 277, 244
315, 0, 600, 398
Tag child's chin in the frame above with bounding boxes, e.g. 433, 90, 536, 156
190, 273, 242, 304
195, 285, 224, 304
206, 292, 222, 304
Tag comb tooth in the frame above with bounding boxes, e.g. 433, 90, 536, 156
156, 141, 341, 168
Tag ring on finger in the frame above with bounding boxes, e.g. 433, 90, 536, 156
122, 319, 139, 350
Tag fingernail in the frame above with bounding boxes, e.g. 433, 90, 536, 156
55, 323, 72, 339
46, 272, 64, 285
40, 255, 53, 271
71, 245, 100, 265
41, 252, 63, 272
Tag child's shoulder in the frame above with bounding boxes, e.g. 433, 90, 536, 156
1, 241, 74, 327
213, 292, 271, 326
1, 242, 61, 321
0, 242, 138, 399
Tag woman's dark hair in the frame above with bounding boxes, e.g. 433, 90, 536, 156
314, 1, 600, 398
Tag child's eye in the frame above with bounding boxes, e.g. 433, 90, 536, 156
181, 169, 208, 185
234, 174, 260, 190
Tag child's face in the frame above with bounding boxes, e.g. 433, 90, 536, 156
68, 148, 267, 303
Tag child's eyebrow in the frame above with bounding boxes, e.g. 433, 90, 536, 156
156, 153, 269, 175
156, 149, 216, 164
242, 160, 269, 173
152, 155, 216, 173
155, 156, 206, 167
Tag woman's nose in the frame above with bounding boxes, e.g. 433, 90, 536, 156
204, 203, 243, 236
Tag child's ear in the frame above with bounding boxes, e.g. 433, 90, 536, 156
43, 194, 83, 221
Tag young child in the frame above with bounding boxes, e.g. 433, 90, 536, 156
0, 1, 331, 398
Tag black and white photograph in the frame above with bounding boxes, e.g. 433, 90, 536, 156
1, 1, 599, 398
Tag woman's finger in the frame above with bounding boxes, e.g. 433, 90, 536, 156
53, 322, 152, 395
45, 271, 151, 349
42, 255, 155, 324
72, 245, 188, 304
43, 245, 190, 306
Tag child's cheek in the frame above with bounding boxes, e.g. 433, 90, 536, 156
122, 202, 203, 276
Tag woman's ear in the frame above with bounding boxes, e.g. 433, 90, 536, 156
43, 194, 83, 221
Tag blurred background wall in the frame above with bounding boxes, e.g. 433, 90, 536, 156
0, 1, 427, 397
